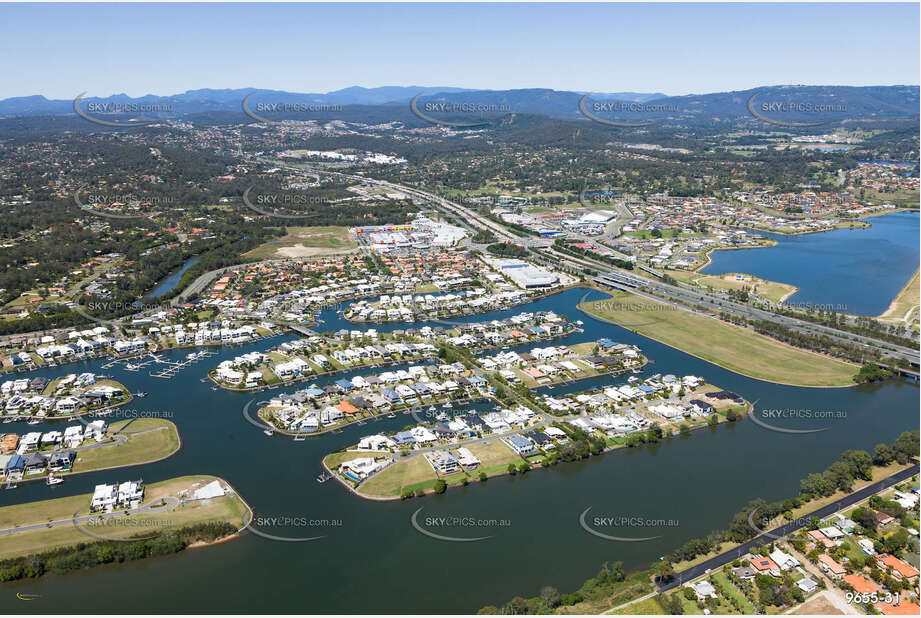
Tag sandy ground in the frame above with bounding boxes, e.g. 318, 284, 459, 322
275, 243, 357, 258
787, 589, 859, 615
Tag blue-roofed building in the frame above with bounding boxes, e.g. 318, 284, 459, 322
530, 326, 547, 335
392, 431, 416, 446
303, 387, 325, 398
505, 435, 538, 456
637, 384, 655, 394
381, 388, 401, 404
5, 454, 26, 479
335, 379, 354, 391
597, 338, 616, 349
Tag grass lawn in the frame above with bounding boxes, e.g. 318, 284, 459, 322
609, 596, 665, 615
863, 189, 919, 208
712, 571, 757, 614
0, 475, 249, 560
243, 226, 357, 259
70, 417, 180, 474
357, 454, 435, 498
580, 291, 857, 387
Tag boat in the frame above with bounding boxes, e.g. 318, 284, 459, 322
294, 434, 306, 442
444, 401, 453, 408
46, 474, 63, 486
316, 472, 331, 483
134, 392, 148, 398
386, 412, 396, 419
27, 419, 40, 425
263, 429, 274, 436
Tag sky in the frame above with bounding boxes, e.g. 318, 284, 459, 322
0, 2, 918, 100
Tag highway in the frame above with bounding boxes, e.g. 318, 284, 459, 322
253, 157, 920, 367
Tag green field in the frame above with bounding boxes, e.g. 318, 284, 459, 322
0, 475, 249, 560
580, 291, 857, 387
69, 417, 181, 474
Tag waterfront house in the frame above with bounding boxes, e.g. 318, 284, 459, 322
49, 450, 75, 472
424, 450, 459, 474
504, 435, 538, 456
24, 452, 47, 475
455, 447, 480, 469
91, 483, 118, 510
4, 454, 25, 480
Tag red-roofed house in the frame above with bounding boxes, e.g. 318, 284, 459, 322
749, 555, 780, 577
817, 554, 845, 579
877, 601, 921, 615
843, 574, 879, 595
877, 554, 920, 581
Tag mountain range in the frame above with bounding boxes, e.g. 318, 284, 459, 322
0, 85, 916, 125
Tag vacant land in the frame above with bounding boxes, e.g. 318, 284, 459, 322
244, 226, 357, 259
665, 270, 798, 304
0, 475, 249, 560
70, 417, 181, 474
580, 291, 857, 387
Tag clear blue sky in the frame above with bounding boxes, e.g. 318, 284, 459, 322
1, 2, 918, 99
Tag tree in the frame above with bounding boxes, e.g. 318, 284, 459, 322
539, 586, 560, 608
433, 480, 447, 494
502, 597, 530, 615
653, 559, 675, 581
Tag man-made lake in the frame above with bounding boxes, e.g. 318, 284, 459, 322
1, 287, 917, 614
702, 211, 919, 315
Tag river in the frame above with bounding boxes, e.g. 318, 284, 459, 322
0, 287, 917, 613
148, 257, 200, 299
701, 210, 919, 316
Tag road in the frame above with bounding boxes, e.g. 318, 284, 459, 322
657, 464, 920, 592
0, 496, 179, 537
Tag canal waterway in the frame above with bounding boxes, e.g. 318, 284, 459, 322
1, 287, 917, 613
